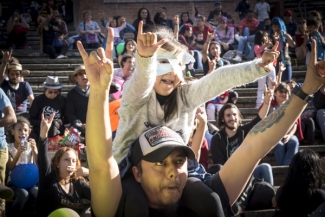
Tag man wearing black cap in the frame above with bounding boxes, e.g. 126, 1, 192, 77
207, 1, 228, 21
78, 22, 325, 217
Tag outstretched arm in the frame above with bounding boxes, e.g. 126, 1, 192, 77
77, 27, 121, 217
219, 40, 325, 205
0, 50, 13, 84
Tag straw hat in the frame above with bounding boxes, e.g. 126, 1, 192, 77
42, 76, 62, 89
7, 63, 30, 77
69, 65, 86, 82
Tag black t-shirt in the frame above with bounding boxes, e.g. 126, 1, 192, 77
1, 80, 33, 112
36, 139, 91, 216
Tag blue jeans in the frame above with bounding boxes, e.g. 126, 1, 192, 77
237, 35, 255, 60
243, 27, 251, 37
205, 132, 213, 149
276, 63, 292, 82
316, 109, 325, 142
253, 163, 274, 185
274, 135, 299, 165
8, 183, 38, 215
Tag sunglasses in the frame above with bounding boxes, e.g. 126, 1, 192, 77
48, 91, 59, 94
76, 71, 86, 76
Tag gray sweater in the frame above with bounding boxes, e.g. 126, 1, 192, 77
113, 53, 268, 162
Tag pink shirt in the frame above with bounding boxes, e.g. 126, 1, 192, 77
239, 18, 259, 32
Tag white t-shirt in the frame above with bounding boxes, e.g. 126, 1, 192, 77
254, 2, 270, 22
8, 142, 34, 165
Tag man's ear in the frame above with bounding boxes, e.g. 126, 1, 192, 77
132, 166, 142, 183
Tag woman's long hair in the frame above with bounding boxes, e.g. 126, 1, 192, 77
121, 39, 137, 55
179, 24, 194, 46
269, 17, 287, 43
136, 8, 152, 24
180, 12, 193, 27
277, 149, 324, 214
254, 30, 268, 46
51, 147, 87, 185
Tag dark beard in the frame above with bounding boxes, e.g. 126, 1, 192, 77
8, 79, 19, 85
224, 121, 237, 131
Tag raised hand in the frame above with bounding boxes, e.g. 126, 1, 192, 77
40, 113, 55, 139
301, 39, 325, 95
1, 50, 13, 63
206, 30, 215, 42
137, 21, 165, 57
279, 61, 286, 72
174, 15, 179, 26
264, 80, 275, 104
77, 40, 113, 91
259, 41, 280, 72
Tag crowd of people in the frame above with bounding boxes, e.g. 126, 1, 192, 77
0, 0, 324, 216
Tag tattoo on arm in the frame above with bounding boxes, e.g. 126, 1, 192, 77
248, 97, 291, 135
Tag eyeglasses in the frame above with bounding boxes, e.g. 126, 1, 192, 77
48, 91, 59, 95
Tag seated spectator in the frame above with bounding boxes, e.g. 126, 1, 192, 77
132, 8, 154, 35
269, 17, 296, 82
36, 113, 91, 216
153, 7, 174, 31
206, 91, 229, 120
179, 5, 194, 28
283, 10, 298, 39
208, 10, 222, 30
238, 10, 259, 37
227, 15, 236, 29
0, 52, 34, 114
295, 18, 308, 60
202, 31, 230, 75
52, 15, 68, 59
6, 10, 30, 49
269, 83, 299, 165
207, 1, 228, 21
254, 30, 276, 108
232, 35, 256, 62
193, 31, 205, 50
116, 15, 137, 41
314, 84, 325, 143
37, 15, 69, 59
112, 54, 135, 100
211, 100, 274, 186
274, 149, 325, 216
309, 10, 324, 35
29, 76, 66, 140
193, 15, 213, 41
117, 39, 136, 67
235, 0, 250, 20
6, 116, 38, 216
78, 11, 101, 49
214, 16, 235, 56
66, 65, 89, 136
178, 24, 203, 70
104, 17, 127, 49
304, 19, 325, 65
254, 0, 270, 27
38, 1, 50, 21
28, 1, 40, 23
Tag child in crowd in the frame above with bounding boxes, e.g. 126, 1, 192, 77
206, 90, 229, 120
254, 30, 276, 108
6, 116, 38, 216
117, 38, 137, 67
305, 18, 325, 65
105, 17, 127, 46
227, 15, 236, 29
193, 31, 205, 50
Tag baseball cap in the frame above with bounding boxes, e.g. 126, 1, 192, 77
214, 1, 221, 5
284, 10, 292, 16
130, 126, 195, 165
0, 184, 13, 200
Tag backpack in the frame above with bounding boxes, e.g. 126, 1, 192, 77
237, 176, 276, 211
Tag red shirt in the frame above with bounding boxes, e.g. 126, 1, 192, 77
239, 18, 259, 32
192, 25, 213, 41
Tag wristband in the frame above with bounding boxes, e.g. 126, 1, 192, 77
292, 86, 313, 103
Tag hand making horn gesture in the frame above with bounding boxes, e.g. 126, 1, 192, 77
137, 21, 166, 57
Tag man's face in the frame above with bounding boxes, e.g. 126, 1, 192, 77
283, 14, 292, 23
222, 108, 240, 130
8, 70, 21, 85
133, 149, 188, 209
122, 57, 135, 77
246, 13, 253, 22
209, 43, 221, 58
196, 18, 204, 28
214, 4, 221, 10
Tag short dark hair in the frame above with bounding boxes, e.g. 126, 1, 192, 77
275, 82, 291, 95
307, 18, 321, 27
121, 54, 134, 68
195, 31, 203, 36
196, 15, 205, 22
217, 103, 242, 128
247, 10, 254, 14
